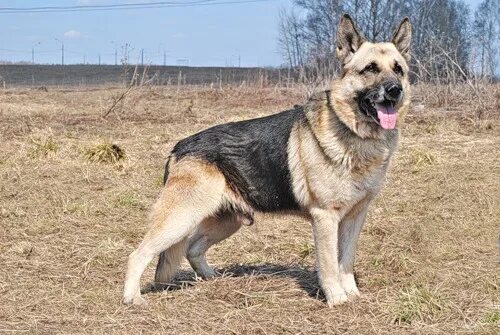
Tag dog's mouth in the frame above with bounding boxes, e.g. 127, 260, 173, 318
373, 101, 397, 130
357, 84, 402, 130
359, 97, 398, 130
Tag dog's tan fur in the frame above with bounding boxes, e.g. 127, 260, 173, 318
123, 15, 412, 307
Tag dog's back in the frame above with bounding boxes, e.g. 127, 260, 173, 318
169, 107, 305, 212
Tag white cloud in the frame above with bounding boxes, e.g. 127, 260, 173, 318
64, 30, 84, 39
172, 33, 186, 39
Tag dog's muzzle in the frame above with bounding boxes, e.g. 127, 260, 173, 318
358, 81, 403, 130
384, 82, 403, 102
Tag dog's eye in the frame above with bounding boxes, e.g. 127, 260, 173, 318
360, 62, 380, 74
394, 62, 404, 76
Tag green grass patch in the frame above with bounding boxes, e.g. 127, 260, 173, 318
85, 142, 125, 163
484, 310, 500, 324
393, 285, 447, 324
114, 191, 144, 209
298, 242, 315, 260
28, 136, 59, 158
407, 150, 438, 167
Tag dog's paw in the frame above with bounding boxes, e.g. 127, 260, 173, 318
340, 274, 360, 300
345, 287, 361, 300
341, 282, 360, 299
198, 268, 217, 280
326, 292, 348, 307
123, 295, 148, 306
323, 286, 348, 307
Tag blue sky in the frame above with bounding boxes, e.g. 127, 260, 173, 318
0, 0, 482, 67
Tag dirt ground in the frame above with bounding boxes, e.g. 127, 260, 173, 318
0, 85, 498, 334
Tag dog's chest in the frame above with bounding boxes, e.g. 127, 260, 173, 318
291, 137, 395, 210
312, 150, 390, 206
288, 115, 399, 211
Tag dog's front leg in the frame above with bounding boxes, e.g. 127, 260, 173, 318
310, 207, 348, 306
338, 198, 372, 299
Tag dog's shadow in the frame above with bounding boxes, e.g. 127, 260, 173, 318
142, 263, 323, 299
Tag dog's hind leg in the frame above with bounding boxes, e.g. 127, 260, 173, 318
338, 198, 371, 298
185, 212, 243, 279
154, 238, 188, 287
123, 158, 227, 305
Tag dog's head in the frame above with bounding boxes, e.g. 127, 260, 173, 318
331, 14, 412, 137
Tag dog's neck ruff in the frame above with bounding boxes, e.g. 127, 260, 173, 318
301, 91, 399, 169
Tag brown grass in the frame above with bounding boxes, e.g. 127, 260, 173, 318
0, 84, 498, 334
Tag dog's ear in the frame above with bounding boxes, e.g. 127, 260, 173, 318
392, 17, 412, 62
336, 14, 365, 65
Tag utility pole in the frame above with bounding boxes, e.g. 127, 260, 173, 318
55, 38, 64, 65
141, 48, 144, 66
98, 53, 101, 65
123, 43, 130, 65
111, 41, 118, 65
83, 54, 86, 64
235, 49, 241, 68
158, 43, 166, 66
32, 42, 41, 65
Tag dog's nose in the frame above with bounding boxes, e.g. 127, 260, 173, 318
385, 82, 402, 101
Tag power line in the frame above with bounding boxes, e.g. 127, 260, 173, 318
0, 47, 86, 56
0, 47, 33, 53
0, 1, 215, 11
0, 0, 273, 14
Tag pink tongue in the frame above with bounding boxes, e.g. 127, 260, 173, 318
376, 104, 397, 130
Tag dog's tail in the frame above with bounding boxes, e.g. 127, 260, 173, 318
154, 154, 188, 285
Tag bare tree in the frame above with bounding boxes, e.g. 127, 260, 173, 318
278, 8, 307, 68
473, 0, 500, 79
278, 0, 480, 83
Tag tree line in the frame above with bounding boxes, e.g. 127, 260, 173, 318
278, 0, 499, 83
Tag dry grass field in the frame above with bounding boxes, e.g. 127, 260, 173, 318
0, 84, 498, 334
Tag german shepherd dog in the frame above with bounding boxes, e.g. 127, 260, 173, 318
123, 14, 412, 307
